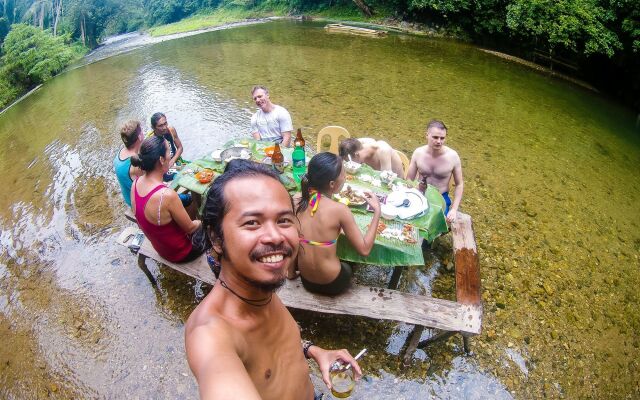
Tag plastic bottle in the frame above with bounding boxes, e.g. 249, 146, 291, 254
292, 129, 306, 184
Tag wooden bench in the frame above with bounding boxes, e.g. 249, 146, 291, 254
400, 212, 482, 361
116, 212, 482, 359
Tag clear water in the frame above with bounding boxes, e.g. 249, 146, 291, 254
0, 20, 638, 399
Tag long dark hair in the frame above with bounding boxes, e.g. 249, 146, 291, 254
130, 136, 166, 172
297, 152, 342, 214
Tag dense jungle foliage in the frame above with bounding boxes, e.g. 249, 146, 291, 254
0, 0, 638, 111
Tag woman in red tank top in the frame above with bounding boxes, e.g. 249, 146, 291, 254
130, 136, 206, 263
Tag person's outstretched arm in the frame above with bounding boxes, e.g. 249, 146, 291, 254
186, 320, 261, 400
340, 193, 381, 256
169, 126, 184, 165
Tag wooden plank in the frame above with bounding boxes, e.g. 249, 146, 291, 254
324, 24, 387, 37
451, 212, 482, 334
116, 228, 480, 334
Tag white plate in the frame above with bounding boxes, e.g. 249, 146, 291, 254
211, 149, 223, 162
386, 189, 428, 219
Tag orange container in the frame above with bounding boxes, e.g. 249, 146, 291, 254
264, 146, 275, 157
195, 169, 214, 183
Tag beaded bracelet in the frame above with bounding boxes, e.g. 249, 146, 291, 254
302, 340, 314, 359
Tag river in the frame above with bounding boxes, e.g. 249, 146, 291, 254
0, 19, 638, 399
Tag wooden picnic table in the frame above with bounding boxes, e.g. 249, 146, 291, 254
120, 144, 480, 355
170, 139, 449, 271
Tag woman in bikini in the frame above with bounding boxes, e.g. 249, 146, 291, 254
295, 152, 381, 295
130, 136, 207, 263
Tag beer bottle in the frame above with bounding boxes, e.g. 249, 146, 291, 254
272, 143, 285, 173
294, 128, 305, 148
292, 129, 306, 184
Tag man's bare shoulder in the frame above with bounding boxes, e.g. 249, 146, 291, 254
412, 145, 428, 157
444, 146, 461, 161
186, 300, 230, 339
185, 299, 245, 364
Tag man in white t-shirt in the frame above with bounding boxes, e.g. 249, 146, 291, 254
250, 86, 293, 147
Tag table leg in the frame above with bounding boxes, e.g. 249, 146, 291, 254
417, 330, 456, 349
192, 192, 203, 217
402, 325, 425, 367
137, 254, 157, 286
463, 335, 471, 354
388, 265, 403, 289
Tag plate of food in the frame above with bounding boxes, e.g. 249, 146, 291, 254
378, 224, 418, 244
220, 147, 252, 163
335, 184, 367, 206
195, 169, 215, 184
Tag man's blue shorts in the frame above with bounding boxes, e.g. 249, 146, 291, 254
442, 192, 451, 215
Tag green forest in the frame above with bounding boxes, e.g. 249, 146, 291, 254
0, 0, 638, 111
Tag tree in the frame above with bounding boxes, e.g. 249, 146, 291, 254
505, 0, 622, 57
1, 23, 73, 86
0, 17, 9, 42
63, 0, 121, 46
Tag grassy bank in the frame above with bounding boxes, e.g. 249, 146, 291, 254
147, 7, 285, 37
146, 5, 386, 37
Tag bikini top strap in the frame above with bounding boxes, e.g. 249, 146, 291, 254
157, 187, 168, 225
308, 190, 320, 216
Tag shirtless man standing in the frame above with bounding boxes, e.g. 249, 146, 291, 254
406, 120, 463, 223
185, 160, 361, 399
339, 138, 405, 177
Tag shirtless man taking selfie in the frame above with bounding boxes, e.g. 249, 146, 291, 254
185, 160, 361, 399
407, 119, 464, 223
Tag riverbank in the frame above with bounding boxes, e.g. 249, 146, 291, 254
127, 10, 602, 95
1, 19, 638, 399
0, 7, 612, 116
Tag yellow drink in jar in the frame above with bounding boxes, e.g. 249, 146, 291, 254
330, 369, 355, 398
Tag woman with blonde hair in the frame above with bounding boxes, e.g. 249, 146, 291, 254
113, 120, 144, 207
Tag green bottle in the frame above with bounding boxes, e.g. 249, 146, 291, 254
292, 129, 306, 184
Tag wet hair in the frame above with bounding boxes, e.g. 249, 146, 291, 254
130, 136, 167, 172
297, 152, 342, 214
150, 112, 166, 129
426, 119, 447, 133
338, 138, 363, 161
251, 85, 269, 96
120, 120, 141, 148
202, 160, 290, 259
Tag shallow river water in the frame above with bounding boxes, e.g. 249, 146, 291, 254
0, 20, 638, 399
